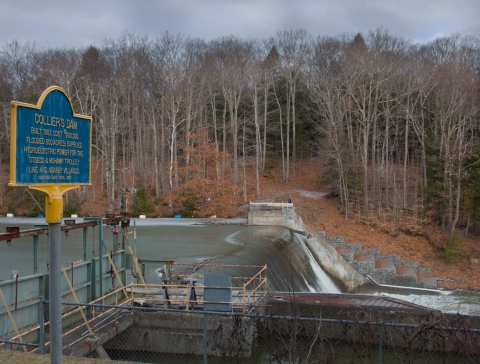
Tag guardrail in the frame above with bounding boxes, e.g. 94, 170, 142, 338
130, 262, 268, 312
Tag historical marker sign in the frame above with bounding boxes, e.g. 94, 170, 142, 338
10, 86, 92, 186
9, 86, 93, 364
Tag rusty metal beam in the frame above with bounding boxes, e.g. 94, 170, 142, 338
62, 221, 98, 231
0, 228, 47, 241
0, 221, 98, 242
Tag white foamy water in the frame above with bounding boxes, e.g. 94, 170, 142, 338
295, 233, 341, 293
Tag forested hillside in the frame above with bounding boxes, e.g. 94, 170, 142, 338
0, 29, 479, 241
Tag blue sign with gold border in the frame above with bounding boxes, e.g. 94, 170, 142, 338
10, 86, 92, 186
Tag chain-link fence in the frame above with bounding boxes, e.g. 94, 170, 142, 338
3, 298, 480, 363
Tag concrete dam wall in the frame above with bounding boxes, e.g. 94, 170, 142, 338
247, 202, 438, 291
247, 203, 371, 292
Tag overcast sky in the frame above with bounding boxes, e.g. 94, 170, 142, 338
0, 0, 478, 50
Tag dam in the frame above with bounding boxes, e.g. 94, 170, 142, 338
0, 205, 480, 362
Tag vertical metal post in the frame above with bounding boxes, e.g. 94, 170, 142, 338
84, 218, 102, 301
98, 219, 104, 302
121, 224, 125, 251
49, 223, 62, 364
82, 227, 87, 261
134, 219, 137, 257
90, 258, 96, 301
39, 295, 45, 354
203, 311, 208, 364
121, 251, 126, 294
378, 323, 384, 364
33, 235, 39, 274
47, 234, 50, 273
120, 192, 126, 250
92, 305, 95, 334
166, 263, 171, 281
134, 220, 138, 284
15, 275, 18, 310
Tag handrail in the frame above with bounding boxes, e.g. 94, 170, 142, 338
171, 262, 265, 268
129, 279, 268, 311
10, 285, 132, 347
244, 279, 267, 304
61, 265, 93, 335
123, 233, 149, 293
28, 288, 133, 353
8, 262, 268, 348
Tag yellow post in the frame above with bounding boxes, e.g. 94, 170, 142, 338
44, 188, 63, 224
28, 185, 80, 223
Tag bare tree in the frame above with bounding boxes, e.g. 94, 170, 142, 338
275, 30, 311, 182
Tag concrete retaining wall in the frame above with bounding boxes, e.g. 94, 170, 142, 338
328, 238, 437, 289
103, 311, 255, 357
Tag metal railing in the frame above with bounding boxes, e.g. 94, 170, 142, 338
2, 262, 268, 354
168, 262, 268, 312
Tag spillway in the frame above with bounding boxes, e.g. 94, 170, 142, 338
171, 226, 342, 293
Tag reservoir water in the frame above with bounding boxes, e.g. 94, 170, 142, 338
1, 217, 479, 315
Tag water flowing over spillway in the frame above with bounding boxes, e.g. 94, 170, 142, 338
182, 226, 342, 293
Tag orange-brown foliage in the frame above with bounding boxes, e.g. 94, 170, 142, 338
169, 127, 242, 217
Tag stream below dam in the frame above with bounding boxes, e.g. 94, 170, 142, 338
1, 217, 479, 315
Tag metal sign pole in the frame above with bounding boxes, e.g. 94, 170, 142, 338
44, 187, 68, 364
49, 222, 62, 364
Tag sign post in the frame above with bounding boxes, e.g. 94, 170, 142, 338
9, 86, 92, 364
